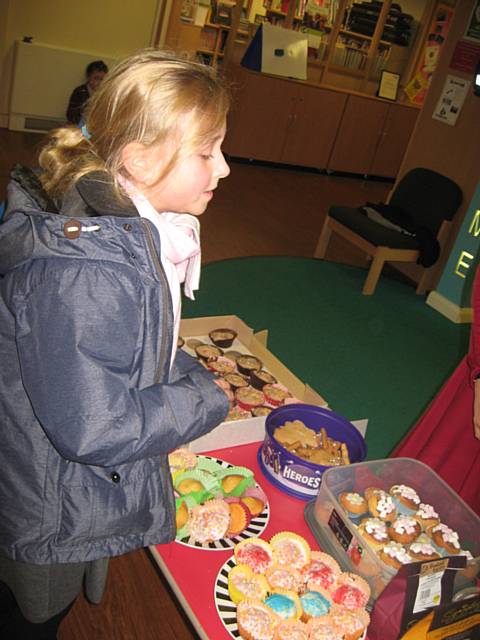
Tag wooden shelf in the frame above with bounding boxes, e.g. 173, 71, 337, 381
339, 28, 391, 47
266, 8, 303, 21
327, 63, 365, 78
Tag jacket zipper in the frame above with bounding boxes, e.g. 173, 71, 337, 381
140, 219, 172, 384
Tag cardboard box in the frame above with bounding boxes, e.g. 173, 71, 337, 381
179, 315, 328, 453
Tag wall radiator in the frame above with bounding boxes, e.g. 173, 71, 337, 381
9, 40, 116, 133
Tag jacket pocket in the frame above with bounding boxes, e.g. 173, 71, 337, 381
56, 457, 168, 546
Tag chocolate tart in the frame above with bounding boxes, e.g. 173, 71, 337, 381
224, 372, 249, 390
208, 328, 237, 348
195, 344, 223, 361
236, 354, 262, 376
250, 368, 277, 390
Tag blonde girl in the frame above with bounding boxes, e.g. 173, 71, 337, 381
0, 49, 230, 638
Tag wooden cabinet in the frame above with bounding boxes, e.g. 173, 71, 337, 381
326, 95, 418, 177
224, 69, 346, 170
327, 95, 389, 175
225, 71, 294, 162
281, 84, 347, 168
369, 103, 419, 178
225, 68, 418, 179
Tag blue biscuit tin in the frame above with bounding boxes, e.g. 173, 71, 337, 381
258, 404, 367, 500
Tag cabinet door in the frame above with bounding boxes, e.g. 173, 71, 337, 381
369, 104, 419, 178
281, 85, 347, 169
327, 95, 389, 175
223, 71, 295, 162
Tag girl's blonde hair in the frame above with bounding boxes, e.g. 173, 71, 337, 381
39, 49, 230, 201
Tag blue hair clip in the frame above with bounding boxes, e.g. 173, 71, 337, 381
81, 124, 91, 140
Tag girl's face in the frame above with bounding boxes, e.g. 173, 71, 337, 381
142, 125, 230, 216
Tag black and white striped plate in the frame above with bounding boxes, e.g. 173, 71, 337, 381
214, 555, 239, 638
175, 456, 270, 551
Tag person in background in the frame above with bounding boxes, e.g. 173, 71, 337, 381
0, 49, 230, 638
66, 59, 108, 124
392, 264, 480, 515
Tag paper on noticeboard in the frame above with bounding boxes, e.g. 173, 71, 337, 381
432, 74, 469, 126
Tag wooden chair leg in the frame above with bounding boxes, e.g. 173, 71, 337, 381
362, 252, 385, 295
314, 218, 332, 259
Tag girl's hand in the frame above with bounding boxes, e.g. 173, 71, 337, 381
474, 380, 480, 440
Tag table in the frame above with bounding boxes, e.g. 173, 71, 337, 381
150, 441, 320, 639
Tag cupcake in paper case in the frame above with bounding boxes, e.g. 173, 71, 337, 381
218, 465, 255, 497
426, 523, 461, 555
273, 619, 309, 640
174, 469, 219, 503
306, 617, 343, 640
358, 518, 390, 549
225, 372, 250, 391
207, 355, 236, 376
227, 501, 252, 537
328, 604, 370, 640
236, 386, 266, 412
252, 405, 273, 417
194, 343, 223, 361
388, 516, 422, 544
186, 338, 203, 350
227, 405, 252, 422
236, 598, 280, 640
367, 491, 397, 522
194, 455, 225, 476
263, 384, 292, 407
265, 564, 303, 594
299, 590, 331, 622
228, 564, 269, 605
237, 354, 263, 376
270, 532, 311, 571
235, 538, 275, 574
175, 494, 198, 534
187, 498, 230, 544
300, 551, 341, 593
241, 486, 268, 517
389, 484, 421, 511
250, 369, 278, 390
339, 492, 368, 517
408, 541, 441, 561
168, 447, 198, 477
265, 589, 302, 621
413, 503, 440, 530
209, 327, 238, 348
378, 541, 413, 569
330, 573, 370, 610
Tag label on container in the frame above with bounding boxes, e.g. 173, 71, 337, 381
328, 508, 353, 552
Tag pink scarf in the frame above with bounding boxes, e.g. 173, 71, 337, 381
119, 177, 201, 366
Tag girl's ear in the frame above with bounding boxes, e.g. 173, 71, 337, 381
121, 142, 157, 186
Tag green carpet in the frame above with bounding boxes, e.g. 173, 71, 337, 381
182, 257, 470, 460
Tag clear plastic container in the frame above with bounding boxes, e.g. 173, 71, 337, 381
304, 458, 480, 605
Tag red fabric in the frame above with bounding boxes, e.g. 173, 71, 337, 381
392, 270, 480, 516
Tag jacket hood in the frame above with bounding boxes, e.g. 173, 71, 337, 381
0, 169, 140, 277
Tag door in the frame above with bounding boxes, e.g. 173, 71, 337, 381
369, 103, 419, 178
327, 95, 389, 175
281, 85, 347, 169
224, 70, 295, 162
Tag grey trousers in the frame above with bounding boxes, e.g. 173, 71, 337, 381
0, 555, 109, 623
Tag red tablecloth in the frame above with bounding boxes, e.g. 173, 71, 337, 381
151, 441, 320, 639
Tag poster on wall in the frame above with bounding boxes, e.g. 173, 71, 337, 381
465, 0, 480, 42
404, 3, 454, 106
432, 74, 469, 126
